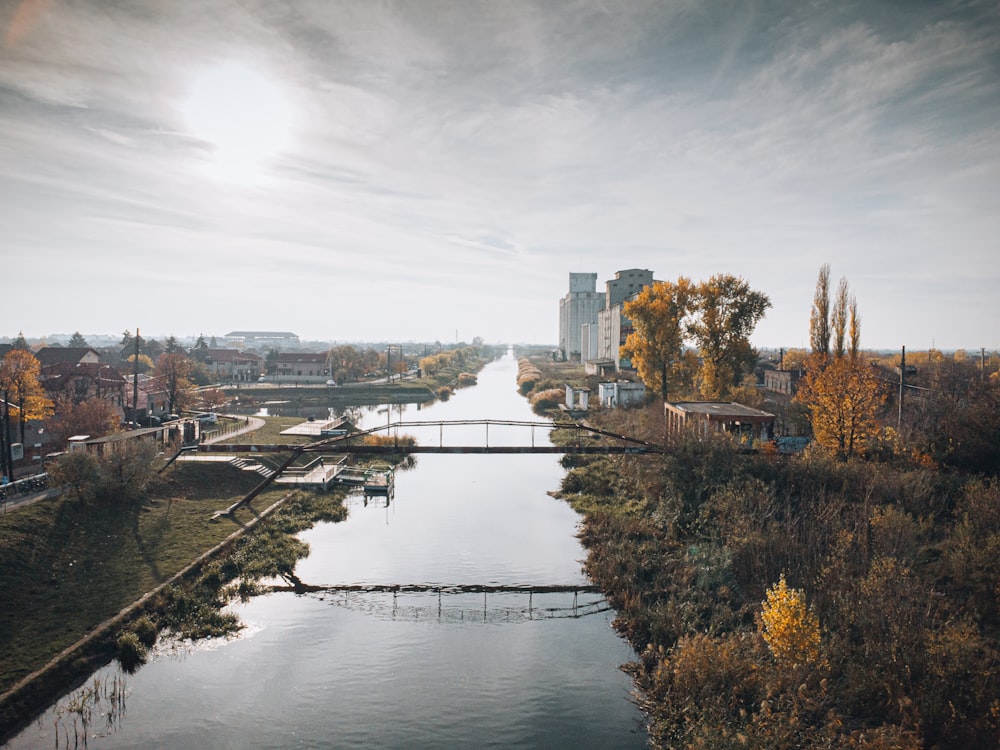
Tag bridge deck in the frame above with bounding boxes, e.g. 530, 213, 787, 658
199, 443, 662, 454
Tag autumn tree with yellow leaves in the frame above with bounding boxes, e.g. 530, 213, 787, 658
797, 352, 886, 458
760, 574, 821, 666
622, 273, 769, 402
798, 264, 883, 457
621, 277, 695, 401
0, 348, 52, 443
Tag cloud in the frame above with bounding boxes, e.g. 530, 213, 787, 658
0, 1, 997, 346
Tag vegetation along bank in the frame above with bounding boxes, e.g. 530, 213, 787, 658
521, 267, 1000, 748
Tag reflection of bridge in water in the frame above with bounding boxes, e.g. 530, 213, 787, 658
269, 582, 611, 623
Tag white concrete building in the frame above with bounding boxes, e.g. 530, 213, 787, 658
598, 380, 647, 408
595, 269, 656, 371
558, 273, 604, 361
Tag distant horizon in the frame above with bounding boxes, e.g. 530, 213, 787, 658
2, 330, 995, 356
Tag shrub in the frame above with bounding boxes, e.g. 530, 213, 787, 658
131, 615, 159, 648
115, 630, 147, 673
530, 388, 565, 414
456, 372, 477, 388
760, 574, 821, 666
436, 386, 452, 400
517, 357, 543, 395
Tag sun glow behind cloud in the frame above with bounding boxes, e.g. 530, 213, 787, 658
181, 61, 294, 183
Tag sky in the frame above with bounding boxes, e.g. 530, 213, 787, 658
1, 0, 998, 350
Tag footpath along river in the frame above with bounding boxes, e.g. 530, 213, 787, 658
7, 351, 647, 748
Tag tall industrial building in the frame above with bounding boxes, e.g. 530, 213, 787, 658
558, 273, 604, 361
597, 269, 656, 369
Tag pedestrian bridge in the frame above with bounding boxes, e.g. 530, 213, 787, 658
203, 419, 663, 517
199, 418, 665, 456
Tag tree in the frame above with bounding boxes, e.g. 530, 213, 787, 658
264, 347, 279, 374
192, 334, 210, 363
831, 276, 849, 359
848, 296, 861, 360
809, 263, 831, 357
119, 329, 144, 366
96, 439, 158, 501
621, 278, 695, 401
124, 353, 155, 373
45, 397, 120, 445
48, 439, 157, 503
796, 356, 886, 458
68, 331, 88, 347
164, 335, 183, 354
760, 574, 821, 666
155, 353, 195, 413
0, 349, 53, 442
688, 274, 771, 400
11, 332, 30, 351
143, 338, 164, 361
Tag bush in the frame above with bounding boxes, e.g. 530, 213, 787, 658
437, 386, 452, 400
517, 357, 543, 396
131, 615, 159, 648
115, 630, 147, 673
46, 451, 99, 502
530, 388, 565, 414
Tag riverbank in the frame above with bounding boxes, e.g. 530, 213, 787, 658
517, 353, 1000, 747
552, 407, 1000, 748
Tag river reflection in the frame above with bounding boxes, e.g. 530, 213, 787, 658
8, 352, 646, 749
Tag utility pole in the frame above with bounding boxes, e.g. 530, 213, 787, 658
1, 389, 10, 481
898, 345, 905, 433
982, 347, 987, 383
132, 328, 140, 430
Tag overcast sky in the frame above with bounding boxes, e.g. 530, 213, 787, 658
1, 0, 997, 349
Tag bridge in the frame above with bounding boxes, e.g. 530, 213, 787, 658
202, 419, 663, 517
199, 418, 665, 456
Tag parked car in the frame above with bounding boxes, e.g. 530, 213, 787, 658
326, 379, 338, 387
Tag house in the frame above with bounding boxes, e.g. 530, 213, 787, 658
664, 401, 776, 443
205, 349, 263, 383
35, 347, 102, 367
130, 375, 171, 419
763, 369, 802, 396
273, 352, 331, 384
41, 361, 127, 407
598, 380, 647, 407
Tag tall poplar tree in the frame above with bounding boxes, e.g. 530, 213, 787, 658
831, 276, 850, 359
809, 263, 831, 357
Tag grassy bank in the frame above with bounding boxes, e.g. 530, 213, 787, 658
0, 462, 289, 696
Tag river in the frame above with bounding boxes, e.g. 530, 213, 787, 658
7, 351, 647, 748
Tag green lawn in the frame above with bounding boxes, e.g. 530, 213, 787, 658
0, 462, 285, 694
